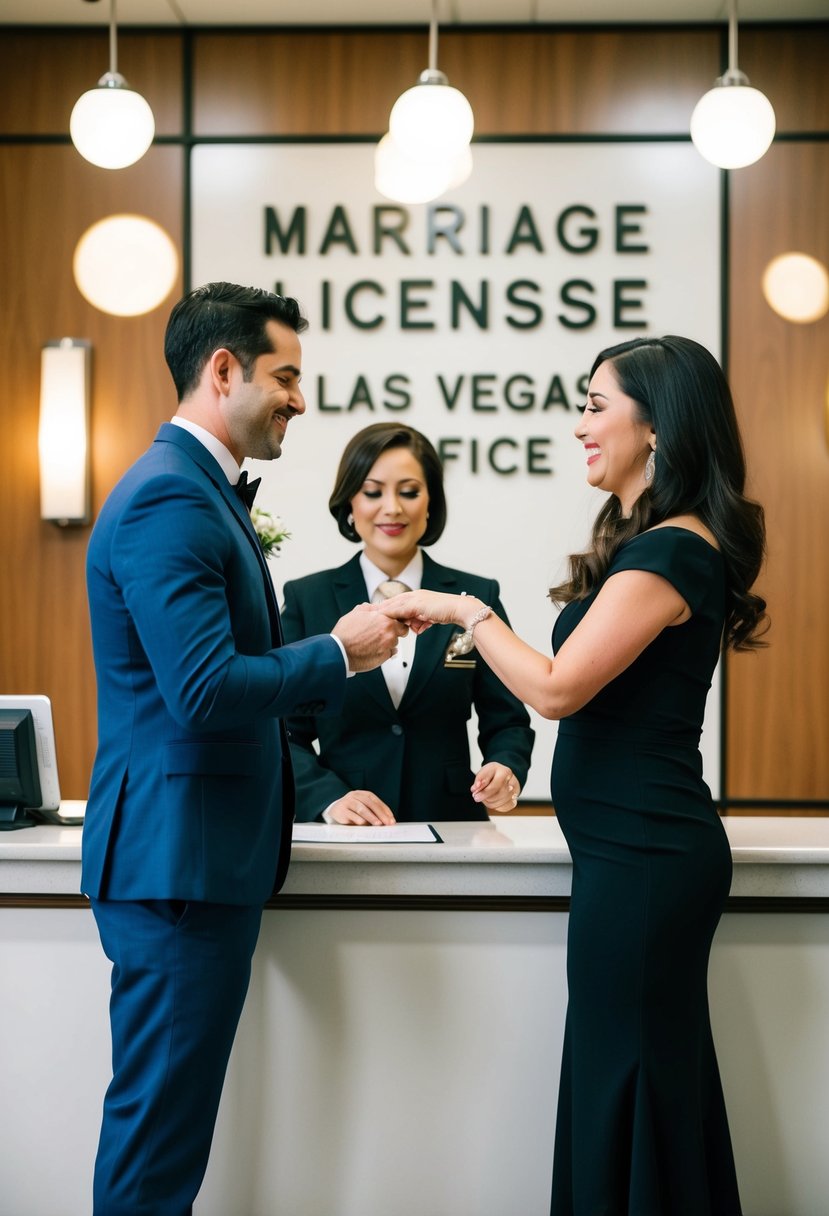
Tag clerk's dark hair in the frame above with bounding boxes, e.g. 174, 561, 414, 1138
164, 281, 308, 402
550, 335, 768, 651
330, 423, 447, 546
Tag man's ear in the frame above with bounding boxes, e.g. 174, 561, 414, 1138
209, 347, 235, 397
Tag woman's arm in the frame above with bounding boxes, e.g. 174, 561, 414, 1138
381, 570, 687, 720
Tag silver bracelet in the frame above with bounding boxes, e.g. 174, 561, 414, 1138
446, 598, 492, 658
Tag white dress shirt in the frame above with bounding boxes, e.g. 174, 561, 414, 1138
170, 415, 242, 485
319, 550, 423, 824
359, 549, 422, 710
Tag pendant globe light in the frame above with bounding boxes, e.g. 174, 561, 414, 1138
690, 0, 775, 170
388, 0, 474, 165
374, 133, 472, 204
70, 0, 155, 170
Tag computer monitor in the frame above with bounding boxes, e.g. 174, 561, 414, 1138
0, 695, 62, 830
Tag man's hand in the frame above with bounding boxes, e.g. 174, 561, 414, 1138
332, 603, 408, 673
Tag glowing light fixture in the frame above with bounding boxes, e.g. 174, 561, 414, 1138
375, 134, 472, 204
39, 340, 91, 527
70, 0, 155, 170
73, 214, 179, 317
690, 0, 775, 170
375, 0, 474, 205
762, 253, 829, 324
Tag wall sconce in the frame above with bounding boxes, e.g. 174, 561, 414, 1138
38, 340, 92, 527
375, 0, 473, 205
690, 0, 775, 169
761, 253, 829, 324
70, 0, 155, 170
73, 214, 179, 317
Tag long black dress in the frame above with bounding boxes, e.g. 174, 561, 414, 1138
550, 527, 742, 1216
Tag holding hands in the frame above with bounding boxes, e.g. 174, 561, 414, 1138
375, 589, 483, 634
332, 602, 408, 672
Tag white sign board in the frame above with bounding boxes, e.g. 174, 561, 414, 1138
192, 141, 721, 800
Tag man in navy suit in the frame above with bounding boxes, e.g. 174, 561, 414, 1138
83, 282, 404, 1216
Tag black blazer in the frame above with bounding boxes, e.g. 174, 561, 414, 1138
281, 551, 535, 822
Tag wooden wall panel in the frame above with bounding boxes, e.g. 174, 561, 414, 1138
193, 31, 425, 136
739, 26, 829, 133
0, 31, 183, 137
192, 28, 717, 136
0, 144, 183, 797
1, 24, 826, 806
439, 30, 718, 134
727, 141, 829, 802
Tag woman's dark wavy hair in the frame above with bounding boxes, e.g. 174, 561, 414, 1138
329, 422, 447, 546
550, 335, 768, 651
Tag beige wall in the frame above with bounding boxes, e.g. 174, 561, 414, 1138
1, 23, 827, 805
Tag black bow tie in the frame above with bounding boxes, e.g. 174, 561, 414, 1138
235, 471, 261, 511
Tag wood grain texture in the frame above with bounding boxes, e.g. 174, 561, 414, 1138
0, 144, 182, 796
192, 28, 718, 136
1, 24, 826, 805
738, 25, 829, 134
0, 31, 183, 137
726, 140, 829, 802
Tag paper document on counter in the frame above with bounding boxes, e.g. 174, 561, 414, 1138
292, 823, 442, 844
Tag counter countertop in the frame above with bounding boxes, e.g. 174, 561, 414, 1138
2, 808, 829, 899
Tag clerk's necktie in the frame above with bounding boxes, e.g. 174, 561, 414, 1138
371, 579, 411, 603
371, 580, 413, 700
235, 470, 261, 512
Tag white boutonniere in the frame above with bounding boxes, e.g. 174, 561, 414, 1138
250, 507, 291, 559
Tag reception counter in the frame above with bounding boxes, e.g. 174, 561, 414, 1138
2, 814, 829, 1216
4, 808, 829, 903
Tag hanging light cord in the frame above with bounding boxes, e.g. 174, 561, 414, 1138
722, 0, 748, 86
727, 0, 738, 76
109, 0, 118, 77
420, 0, 447, 86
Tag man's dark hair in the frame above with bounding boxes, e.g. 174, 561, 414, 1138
164, 281, 308, 401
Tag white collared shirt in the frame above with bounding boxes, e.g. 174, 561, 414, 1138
359, 549, 423, 710
170, 415, 241, 485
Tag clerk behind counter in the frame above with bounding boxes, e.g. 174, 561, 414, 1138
281, 422, 535, 826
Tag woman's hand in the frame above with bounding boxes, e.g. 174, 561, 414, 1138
471, 763, 520, 814
326, 791, 396, 826
376, 590, 483, 634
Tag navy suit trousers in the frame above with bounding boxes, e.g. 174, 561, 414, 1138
90, 898, 263, 1216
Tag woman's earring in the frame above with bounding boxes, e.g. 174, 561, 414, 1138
644, 450, 656, 484
347, 512, 354, 527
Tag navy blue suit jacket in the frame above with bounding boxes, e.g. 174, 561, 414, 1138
83, 423, 345, 905
282, 552, 534, 822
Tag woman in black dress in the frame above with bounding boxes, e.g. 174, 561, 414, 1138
378, 336, 767, 1215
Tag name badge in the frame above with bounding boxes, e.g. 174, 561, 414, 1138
444, 645, 476, 670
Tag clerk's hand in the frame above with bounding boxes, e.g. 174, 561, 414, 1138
327, 791, 397, 826
471, 763, 520, 814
